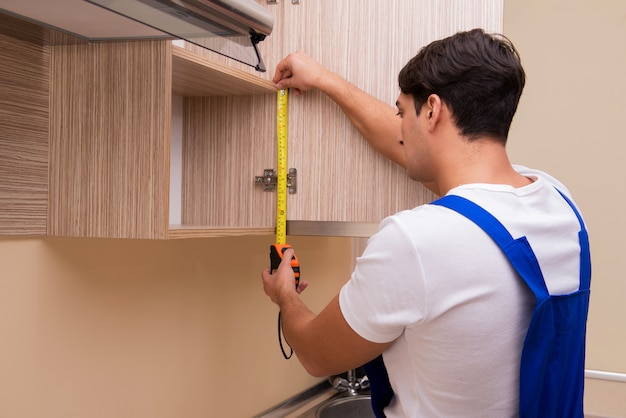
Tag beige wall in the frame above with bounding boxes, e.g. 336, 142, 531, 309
0, 235, 352, 417
504, 0, 626, 416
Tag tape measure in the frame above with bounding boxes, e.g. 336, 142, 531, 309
272, 89, 300, 361
270, 90, 300, 286
275, 89, 289, 245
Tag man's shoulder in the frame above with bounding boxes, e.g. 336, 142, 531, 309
512, 165, 572, 195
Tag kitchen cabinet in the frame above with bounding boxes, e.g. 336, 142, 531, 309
47, 34, 277, 239
0, 11, 279, 239
0, 10, 284, 239
0, 10, 278, 239
1, 1, 504, 239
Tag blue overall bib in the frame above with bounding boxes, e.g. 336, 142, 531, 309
364, 190, 591, 418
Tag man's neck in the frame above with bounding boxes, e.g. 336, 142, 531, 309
434, 138, 531, 195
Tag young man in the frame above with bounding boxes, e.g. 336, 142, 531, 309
261, 29, 590, 417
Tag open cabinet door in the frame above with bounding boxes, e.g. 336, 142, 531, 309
260, 0, 504, 232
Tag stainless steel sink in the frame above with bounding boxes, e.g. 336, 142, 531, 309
316, 395, 374, 418
252, 377, 373, 418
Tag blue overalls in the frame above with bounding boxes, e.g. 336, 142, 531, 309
364, 190, 591, 417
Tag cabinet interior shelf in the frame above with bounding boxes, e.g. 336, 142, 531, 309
172, 46, 276, 97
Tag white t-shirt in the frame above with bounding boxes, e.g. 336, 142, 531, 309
339, 167, 584, 418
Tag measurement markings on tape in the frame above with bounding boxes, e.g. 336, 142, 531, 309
269, 89, 300, 288
275, 89, 288, 245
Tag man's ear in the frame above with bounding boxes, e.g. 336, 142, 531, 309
426, 94, 443, 131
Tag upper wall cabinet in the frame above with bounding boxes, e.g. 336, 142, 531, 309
47, 36, 277, 239
0, 1, 503, 239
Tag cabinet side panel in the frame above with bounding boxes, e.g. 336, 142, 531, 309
49, 38, 172, 239
0, 14, 49, 236
261, 0, 503, 222
182, 95, 275, 228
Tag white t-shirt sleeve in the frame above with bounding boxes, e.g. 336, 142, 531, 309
339, 214, 427, 344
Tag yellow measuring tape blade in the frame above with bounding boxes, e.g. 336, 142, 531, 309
275, 89, 288, 245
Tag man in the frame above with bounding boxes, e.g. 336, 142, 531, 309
261, 29, 590, 417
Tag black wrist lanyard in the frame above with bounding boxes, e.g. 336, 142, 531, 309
278, 312, 293, 359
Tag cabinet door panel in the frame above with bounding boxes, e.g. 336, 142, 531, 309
49, 37, 171, 239
260, 0, 503, 223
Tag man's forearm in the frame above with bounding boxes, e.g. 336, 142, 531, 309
278, 293, 391, 378
276, 293, 324, 375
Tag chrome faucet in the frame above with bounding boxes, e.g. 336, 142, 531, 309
330, 369, 370, 396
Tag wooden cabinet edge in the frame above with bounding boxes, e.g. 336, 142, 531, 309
167, 226, 274, 239
171, 46, 276, 97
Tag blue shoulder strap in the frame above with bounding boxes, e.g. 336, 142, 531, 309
554, 189, 591, 290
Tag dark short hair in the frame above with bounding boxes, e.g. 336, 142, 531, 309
398, 29, 525, 143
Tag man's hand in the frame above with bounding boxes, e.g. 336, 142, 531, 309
260, 248, 389, 377
262, 248, 308, 306
272, 51, 329, 96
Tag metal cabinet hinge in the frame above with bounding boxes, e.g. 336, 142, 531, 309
255, 168, 297, 193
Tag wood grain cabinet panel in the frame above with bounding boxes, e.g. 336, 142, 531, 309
48, 37, 172, 239
257, 0, 504, 226
0, 15, 49, 236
